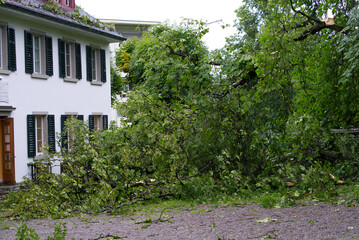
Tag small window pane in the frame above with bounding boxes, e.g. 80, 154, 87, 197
4, 135, 10, 143
5, 125, 10, 134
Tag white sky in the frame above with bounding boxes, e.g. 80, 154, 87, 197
75, 0, 242, 50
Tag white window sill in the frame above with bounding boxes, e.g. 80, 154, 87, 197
64, 77, 79, 83
31, 73, 49, 80
0, 69, 11, 75
91, 81, 103, 86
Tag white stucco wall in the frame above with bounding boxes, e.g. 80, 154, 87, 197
0, 8, 114, 182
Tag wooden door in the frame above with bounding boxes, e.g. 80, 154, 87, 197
2, 118, 15, 184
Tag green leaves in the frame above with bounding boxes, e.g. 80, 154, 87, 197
15, 223, 68, 240
116, 21, 213, 103
338, 7, 359, 84
16, 224, 40, 240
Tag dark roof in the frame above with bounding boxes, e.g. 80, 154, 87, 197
1, 0, 126, 42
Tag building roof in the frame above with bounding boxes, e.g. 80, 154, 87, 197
1, 0, 126, 42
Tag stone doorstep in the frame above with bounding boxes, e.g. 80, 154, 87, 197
0, 184, 21, 196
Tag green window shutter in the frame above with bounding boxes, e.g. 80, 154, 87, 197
61, 115, 68, 150
24, 30, 33, 74
88, 115, 94, 132
86, 45, 92, 81
75, 43, 82, 80
7, 27, 16, 72
77, 115, 84, 121
47, 115, 56, 153
58, 38, 65, 78
27, 115, 36, 158
45, 36, 53, 76
100, 49, 106, 83
103, 115, 108, 129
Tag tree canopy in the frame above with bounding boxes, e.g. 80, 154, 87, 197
114, 0, 359, 186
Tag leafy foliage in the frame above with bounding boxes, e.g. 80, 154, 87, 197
1, 0, 359, 220
15, 223, 67, 240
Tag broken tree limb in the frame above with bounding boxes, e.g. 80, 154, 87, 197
289, 0, 345, 41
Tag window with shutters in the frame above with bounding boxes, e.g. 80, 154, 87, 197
86, 45, 106, 85
0, 22, 16, 74
61, 114, 83, 150
58, 38, 81, 82
24, 30, 53, 79
89, 114, 108, 132
27, 114, 56, 158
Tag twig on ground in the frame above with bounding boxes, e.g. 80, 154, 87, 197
135, 207, 173, 224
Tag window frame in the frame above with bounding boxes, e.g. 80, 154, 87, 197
63, 40, 76, 80
89, 114, 108, 132
31, 31, 46, 78
33, 34, 42, 74
35, 115, 48, 155
65, 0, 70, 6
91, 48, 100, 82
86, 45, 106, 85
65, 42, 72, 77
93, 115, 103, 131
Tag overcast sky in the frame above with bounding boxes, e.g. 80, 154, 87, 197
75, 0, 242, 50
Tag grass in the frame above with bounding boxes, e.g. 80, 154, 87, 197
108, 183, 359, 222
1, 182, 358, 222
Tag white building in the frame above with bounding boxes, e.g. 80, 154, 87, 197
0, 0, 125, 183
